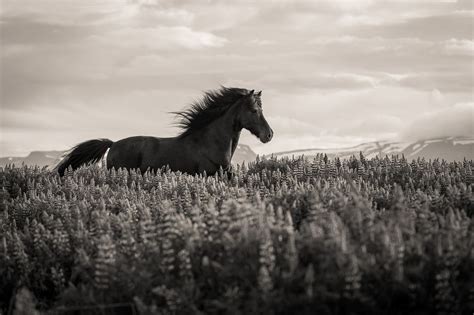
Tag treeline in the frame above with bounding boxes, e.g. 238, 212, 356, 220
0, 154, 473, 314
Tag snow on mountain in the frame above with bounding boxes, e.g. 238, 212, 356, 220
269, 137, 474, 161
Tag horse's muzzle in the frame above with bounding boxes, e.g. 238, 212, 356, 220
260, 129, 273, 143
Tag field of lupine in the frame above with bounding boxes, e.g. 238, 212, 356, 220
1, 154, 473, 314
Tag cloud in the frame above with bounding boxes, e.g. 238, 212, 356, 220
0, 88, 188, 155
400, 102, 474, 140
88, 26, 227, 51
443, 39, 474, 56
1, 0, 473, 156
394, 72, 473, 92
1, 44, 34, 57
0, 0, 127, 25
0, 17, 92, 45
337, 14, 384, 26
335, 114, 403, 137
255, 73, 379, 91
249, 39, 276, 46
100, 5, 195, 27
348, 11, 473, 41
265, 116, 322, 136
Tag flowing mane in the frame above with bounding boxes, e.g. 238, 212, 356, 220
174, 86, 249, 137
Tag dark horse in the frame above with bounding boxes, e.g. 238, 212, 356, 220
56, 87, 273, 176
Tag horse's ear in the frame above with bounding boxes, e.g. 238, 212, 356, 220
256, 90, 262, 97
248, 90, 254, 95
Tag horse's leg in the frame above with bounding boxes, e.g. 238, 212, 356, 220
197, 160, 218, 176
106, 143, 117, 171
226, 169, 235, 181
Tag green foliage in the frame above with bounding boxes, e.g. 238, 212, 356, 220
0, 155, 473, 314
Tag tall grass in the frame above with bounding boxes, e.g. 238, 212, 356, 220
1, 154, 473, 314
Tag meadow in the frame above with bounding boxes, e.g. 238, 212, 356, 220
1, 154, 473, 314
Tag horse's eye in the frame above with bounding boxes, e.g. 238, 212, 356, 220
251, 108, 258, 114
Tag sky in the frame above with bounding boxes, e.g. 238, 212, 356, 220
0, 0, 473, 156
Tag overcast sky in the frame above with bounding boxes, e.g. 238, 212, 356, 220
0, 0, 473, 156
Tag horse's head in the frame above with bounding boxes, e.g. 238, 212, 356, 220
237, 90, 273, 143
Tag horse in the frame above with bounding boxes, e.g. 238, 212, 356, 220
55, 87, 273, 176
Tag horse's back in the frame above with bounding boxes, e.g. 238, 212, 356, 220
107, 136, 161, 172
107, 136, 192, 173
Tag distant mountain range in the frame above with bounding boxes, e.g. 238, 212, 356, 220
0, 151, 65, 168
1, 137, 472, 168
0, 144, 258, 168
269, 137, 474, 161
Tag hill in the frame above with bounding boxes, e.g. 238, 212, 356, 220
0, 144, 257, 168
270, 136, 474, 161
0, 151, 64, 168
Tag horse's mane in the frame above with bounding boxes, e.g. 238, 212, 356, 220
174, 86, 250, 137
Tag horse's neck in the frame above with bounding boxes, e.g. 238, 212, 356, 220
231, 131, 241, 156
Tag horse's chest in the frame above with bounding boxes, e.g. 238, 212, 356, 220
211, 149, 231, 169
200, 142, 232, 172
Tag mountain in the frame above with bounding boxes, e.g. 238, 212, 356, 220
0, 151, 64, 168
269, 137, 474, 161
233, 144, 257, 164
2, 137, 470, 168
0, 144, 257, 168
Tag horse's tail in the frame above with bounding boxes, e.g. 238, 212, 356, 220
55, 139, 113, 176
